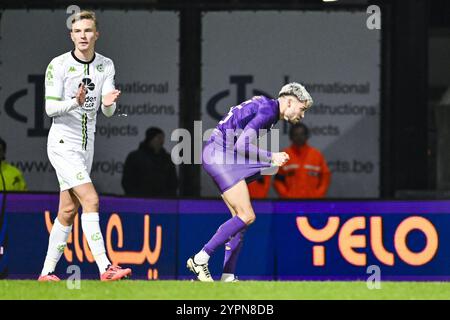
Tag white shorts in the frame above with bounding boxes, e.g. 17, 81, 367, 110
47, 143, 94, 191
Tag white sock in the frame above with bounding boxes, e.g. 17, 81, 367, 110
41, 217, 72, 276
221, 273, 236, 282
194, 250, 210, 264
81, 212, 111, 274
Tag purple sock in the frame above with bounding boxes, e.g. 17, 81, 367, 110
203, 216, 247, 256
223, 229, 246, 274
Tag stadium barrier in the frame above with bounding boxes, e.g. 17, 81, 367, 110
1, 193, 450, 281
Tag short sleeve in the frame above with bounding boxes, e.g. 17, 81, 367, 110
44, 58, 64, 101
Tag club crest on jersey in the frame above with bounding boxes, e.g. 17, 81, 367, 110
96, 64, 104, 72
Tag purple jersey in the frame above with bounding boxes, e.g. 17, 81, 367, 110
211, 95, 280, 163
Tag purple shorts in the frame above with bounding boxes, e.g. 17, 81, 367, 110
202, 137, 272, 194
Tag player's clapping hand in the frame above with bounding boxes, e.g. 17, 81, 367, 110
76, 84, 86, 107
103, 89, 121, 107
271, 152, 290, 167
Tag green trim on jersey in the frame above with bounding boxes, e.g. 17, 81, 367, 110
84, 64, 88, 75
82, 113, 88, 150
45, 96, 62, 101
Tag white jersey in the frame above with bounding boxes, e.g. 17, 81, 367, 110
45, 50, 115, 150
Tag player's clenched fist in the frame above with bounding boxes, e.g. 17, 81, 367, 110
271, 152, 290, 167
76, 83, 86, 107
102, 89, 121, 107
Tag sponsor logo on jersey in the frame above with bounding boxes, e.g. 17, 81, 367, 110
68, 66, 76, 72
46, 70, 53, 81
80, 78, 96, 91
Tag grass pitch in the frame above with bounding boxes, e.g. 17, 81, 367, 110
0, 280, 450, 300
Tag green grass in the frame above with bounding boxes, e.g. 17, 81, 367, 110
1, 280, 450, 300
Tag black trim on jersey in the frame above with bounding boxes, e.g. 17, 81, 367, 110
71, 50, 96, 65
82, 113, 88, 151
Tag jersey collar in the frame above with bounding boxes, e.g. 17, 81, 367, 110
71, 50, 96, 64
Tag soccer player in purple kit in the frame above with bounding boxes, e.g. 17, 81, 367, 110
187, 83, 313, 282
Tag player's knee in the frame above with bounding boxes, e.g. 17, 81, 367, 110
237, 211, 256, 225
61, 203, 77, 215
59, 207, 77, 225
82, 193, 99, 209
245, 214, 256, 225
232, 204, 255, 224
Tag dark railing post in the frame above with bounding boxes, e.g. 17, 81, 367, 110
179, 7, 202, 197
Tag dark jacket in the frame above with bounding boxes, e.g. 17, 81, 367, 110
122, 142, 178, 197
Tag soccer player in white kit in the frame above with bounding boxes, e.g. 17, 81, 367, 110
38, 11, 131, 281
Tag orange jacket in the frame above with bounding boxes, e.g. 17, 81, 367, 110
248, 175, 271, 199
273, 144, 331, 198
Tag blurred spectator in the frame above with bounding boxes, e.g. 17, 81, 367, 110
248, 176, 271, 199
0, 137, 27, 191
122, 127, 178, 197
273, 123, 330, 198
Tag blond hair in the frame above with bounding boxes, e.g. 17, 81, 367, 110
71, 11, 98, 29
278, 82, 313, 109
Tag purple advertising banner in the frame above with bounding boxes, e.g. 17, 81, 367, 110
0, 193, 6, 278
274, 201, 450, 281
2, 193, 450, 281
5, 193, 178, 280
